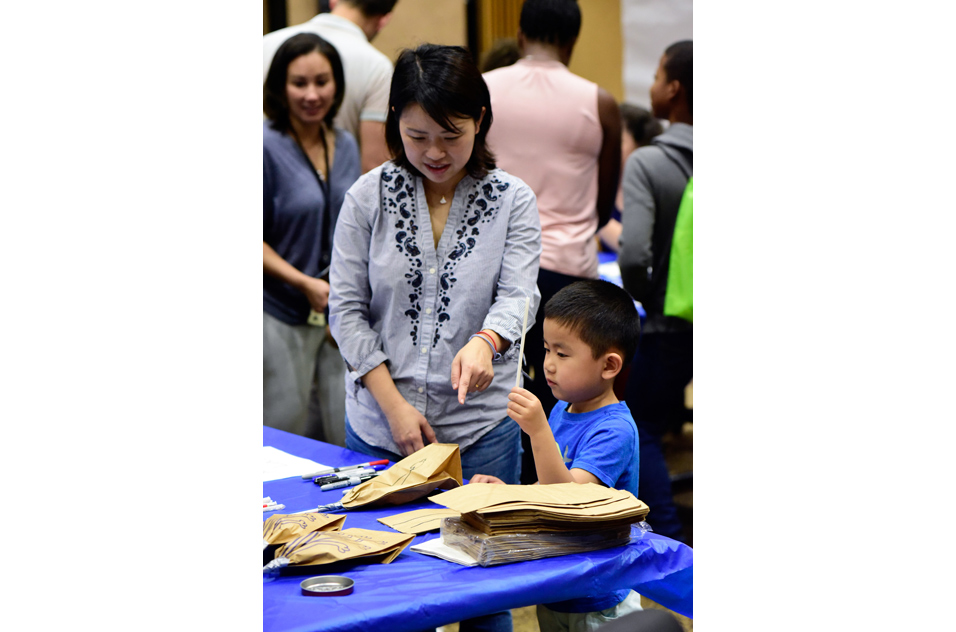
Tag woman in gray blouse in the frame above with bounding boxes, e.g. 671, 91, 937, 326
328, 44, 542, 485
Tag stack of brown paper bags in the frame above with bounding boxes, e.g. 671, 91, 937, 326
422, 483, 649, 566
430, 482, 649, 533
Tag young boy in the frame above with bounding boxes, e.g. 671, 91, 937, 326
471, 279, 643, 631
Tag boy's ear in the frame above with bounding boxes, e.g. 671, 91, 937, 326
601, 352, 624, 381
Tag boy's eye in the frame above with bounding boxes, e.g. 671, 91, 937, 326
556, 352, 568, 358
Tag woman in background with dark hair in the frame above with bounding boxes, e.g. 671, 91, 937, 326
598, 103, 664, 252
263, 33, 360, 437
329, 42, 540, 488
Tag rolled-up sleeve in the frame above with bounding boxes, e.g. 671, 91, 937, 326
481, 181, 543, 361
328, 180, 389, 384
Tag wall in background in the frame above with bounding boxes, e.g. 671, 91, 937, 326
371, 0, 468, 61
264, 0, 693, 110
621, 0, 693, 109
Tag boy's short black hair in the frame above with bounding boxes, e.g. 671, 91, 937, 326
544, 280, 641, 364
519, 0, 581, 48
663, 40, 692, 115
385, 44, 496, 179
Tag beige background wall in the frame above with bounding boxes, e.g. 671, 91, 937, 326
371, 0, 468, 60
267, 0, 624, 101
568, 0, 623, 102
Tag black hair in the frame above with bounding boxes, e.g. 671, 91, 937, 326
263, 32, 346, 133
544, 280, 641, 365
663, 40, 692, 115
385, 44, 496, 179
480, 38, 521, 73
519, 0, 581, 48
620, 103, 664, 147
343, 0, 399, 17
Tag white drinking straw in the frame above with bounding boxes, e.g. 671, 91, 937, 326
516, 295, 530, 388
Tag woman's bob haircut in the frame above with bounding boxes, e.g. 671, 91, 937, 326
385, 44, 496, 179
263, 32, 346, 133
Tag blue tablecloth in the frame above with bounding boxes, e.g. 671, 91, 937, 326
263, 427, 692, 632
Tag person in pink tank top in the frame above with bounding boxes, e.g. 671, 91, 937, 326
482, 0, 622, 486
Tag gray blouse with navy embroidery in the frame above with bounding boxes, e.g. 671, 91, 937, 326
329, 162, 542, 454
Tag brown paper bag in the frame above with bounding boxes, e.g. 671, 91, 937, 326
378, 507, 461, 534
341, 443, 462, 509
262, 512, 346, 546
275, 528, 414, 567
428, 482, 621, 514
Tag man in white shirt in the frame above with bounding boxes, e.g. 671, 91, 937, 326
264, 0, 397, 173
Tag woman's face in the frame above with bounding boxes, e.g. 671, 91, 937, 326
285, 51, 336, 128
398, 103, 485, 187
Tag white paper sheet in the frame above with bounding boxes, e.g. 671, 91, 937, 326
410, 536, 479, 567
262, 445, 327, 482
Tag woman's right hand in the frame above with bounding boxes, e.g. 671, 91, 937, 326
299, 276, 331, 313
386, 402, 438, 456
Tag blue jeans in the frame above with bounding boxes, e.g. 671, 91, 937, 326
344, 416, 523, 484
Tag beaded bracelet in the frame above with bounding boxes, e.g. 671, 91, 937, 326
469, 332, 502, 361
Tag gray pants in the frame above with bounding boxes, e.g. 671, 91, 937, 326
263, 311, 346, 444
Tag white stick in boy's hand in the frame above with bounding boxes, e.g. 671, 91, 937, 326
516, 295, 530, 389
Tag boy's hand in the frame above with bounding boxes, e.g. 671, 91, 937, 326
468, 474, 506, 484
507, 387, 549, 438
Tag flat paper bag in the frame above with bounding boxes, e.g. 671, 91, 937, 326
342, 443, 462, 508
378, 508, 460, 534
262, 512, 346, 546
428, 482, 619, 514
275, 528, 414, 567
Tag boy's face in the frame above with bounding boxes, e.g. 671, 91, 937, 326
541, 319, 610, 405
649, 54, 673, 120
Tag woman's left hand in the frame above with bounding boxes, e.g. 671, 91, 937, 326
451, 337, 495, 405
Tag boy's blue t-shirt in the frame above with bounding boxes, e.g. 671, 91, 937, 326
543, 400, 640, 614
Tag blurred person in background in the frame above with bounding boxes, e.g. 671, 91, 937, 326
618, 40, 693, 544
263, 0, 398, 173
483, 0, 621, 484
265, 0, 400, 446
263, 33, 361, 439
598, 103, 664, 253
